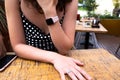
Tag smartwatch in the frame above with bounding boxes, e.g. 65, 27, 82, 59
46, 16, 59, 25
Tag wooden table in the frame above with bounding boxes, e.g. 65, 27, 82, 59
76, 22, 108, 49
0, 48, 120, 80
76, 22, 108, 33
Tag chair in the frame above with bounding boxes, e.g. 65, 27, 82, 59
115, 44, 120, 54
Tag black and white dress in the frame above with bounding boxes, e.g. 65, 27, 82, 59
21, 12, 58, 52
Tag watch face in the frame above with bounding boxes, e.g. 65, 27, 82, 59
46, 18, 54, 25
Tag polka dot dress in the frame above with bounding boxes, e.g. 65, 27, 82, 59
21, 12, 58, 52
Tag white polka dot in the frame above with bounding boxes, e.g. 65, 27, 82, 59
32, 32, 35, 34
26, 23, 28, 25
34, 30, 36, 32
24, 25, 26, 27
31, 27, 34, 30
22, 15, 56, 51
37, 36, 39, 38
29, 30, 32, 32
44, 36, 46, 38
43, 44, 45, 46
39, 44, 41, 47
23, 20, 25, 22
26, 27, 29, 30
37, 32, 39, 34
29, 25, 31, 28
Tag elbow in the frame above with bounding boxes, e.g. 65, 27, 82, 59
67, 40, 74, 50
58, 40, 74, 55
12, 44, 20, 56
11, 43, 24, 57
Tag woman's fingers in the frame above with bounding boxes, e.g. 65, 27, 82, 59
71, 58, 92, 80
70, 68, 86, 80
73, 59, 84, 66
56, 66, 66, 80
53, 56, 92, 80
75, 66, 92, 80
59, 71, 66, 80
67, 71, 78, 80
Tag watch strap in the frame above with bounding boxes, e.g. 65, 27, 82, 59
46, 16, 59, 25
52, 16, 59, 23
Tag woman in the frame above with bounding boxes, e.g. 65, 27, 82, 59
5, 0, 92, 80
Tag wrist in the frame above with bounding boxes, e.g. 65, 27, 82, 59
44, 8, 57, 19
50, 53, 62, 64
46, 16, 59, 25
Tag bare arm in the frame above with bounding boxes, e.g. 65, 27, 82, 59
5, 0, 91, 80
37, 0, 78, 54
5, 0, 60, 63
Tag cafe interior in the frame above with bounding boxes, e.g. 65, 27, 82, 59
0, 0, 120, 80
76, 0, 120, 58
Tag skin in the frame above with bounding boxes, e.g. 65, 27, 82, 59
5, 0, 92, 80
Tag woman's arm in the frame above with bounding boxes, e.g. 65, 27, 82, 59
5, 0, 79, 66
5, 0, 91, 80
37, 0, 78, 54
5, 0, 60, 63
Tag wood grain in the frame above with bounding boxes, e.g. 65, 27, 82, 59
69, 48, 120, 80
76, 23, 108, 33
0, 48, 119, 80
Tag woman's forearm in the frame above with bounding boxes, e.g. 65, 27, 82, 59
13, 44, 61, 64
36, 1, 76, 54
48, 22, 74, 54
44, 9, 74, 54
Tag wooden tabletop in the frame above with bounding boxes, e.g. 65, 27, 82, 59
76, 22, 108, 33
69, 48, 120, 80
0, 48, 120, 80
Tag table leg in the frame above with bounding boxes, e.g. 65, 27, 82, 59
84, 32, 89, 49
84, 32, 93, 49
115, 44, 120, 54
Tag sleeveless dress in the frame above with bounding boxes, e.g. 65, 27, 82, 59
20, 11, 62, 52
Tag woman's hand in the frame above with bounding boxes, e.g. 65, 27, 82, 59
52, 55, 92, 80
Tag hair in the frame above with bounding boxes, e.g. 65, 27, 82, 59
25, 0, 72, 13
